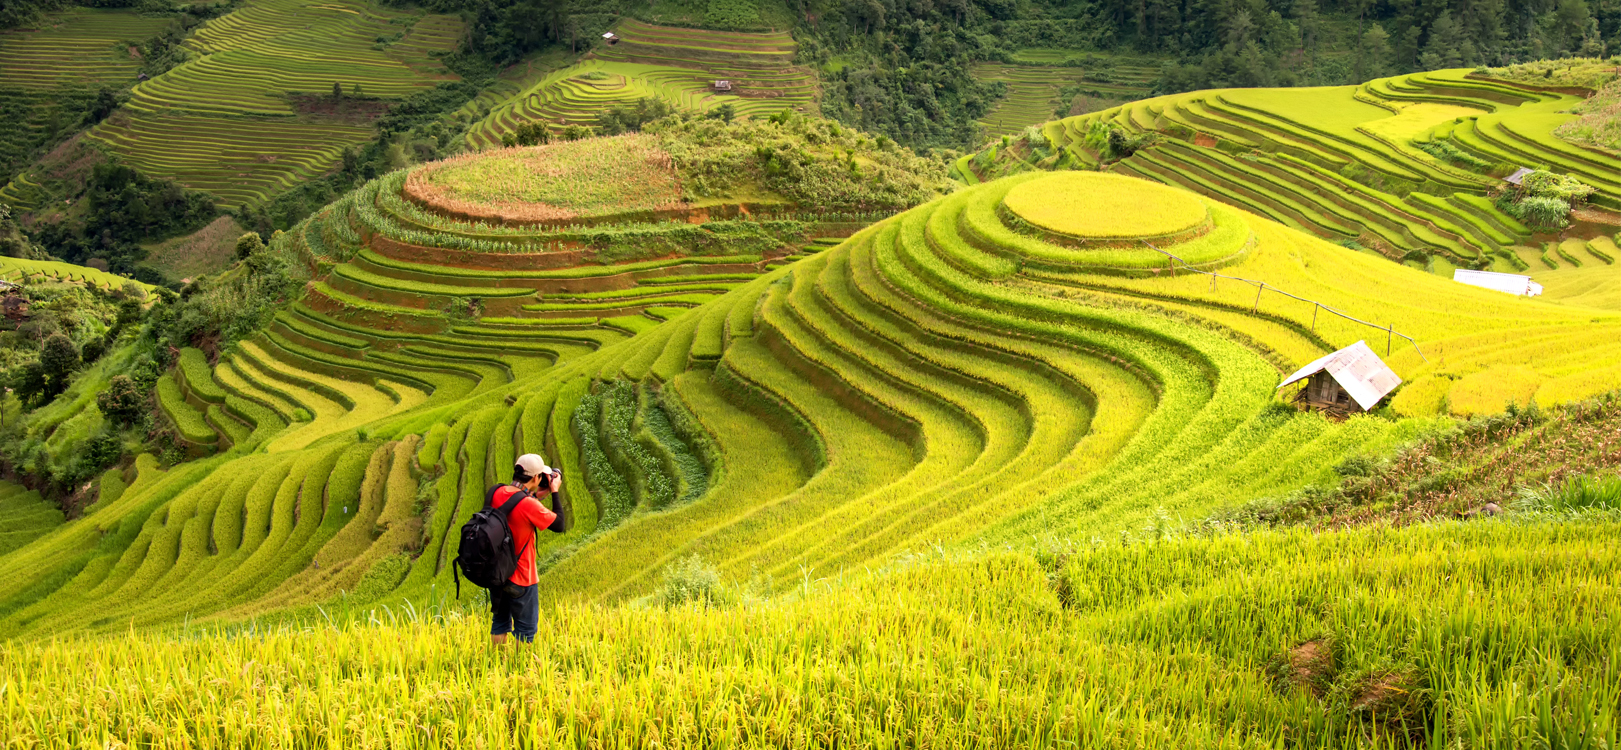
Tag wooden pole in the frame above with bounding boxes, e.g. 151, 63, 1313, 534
1253, 283, 1263, 312
1386, 324, 1392, 356
1312, 303, 1318, 331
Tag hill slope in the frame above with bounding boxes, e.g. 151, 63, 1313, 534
962, 69, 1621, 297
0, 139, 1613, 638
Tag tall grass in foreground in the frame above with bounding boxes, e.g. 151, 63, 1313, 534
3, 519, 1617, 748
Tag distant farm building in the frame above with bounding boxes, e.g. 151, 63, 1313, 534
712, 80, 733, 92
2, 295, 29, 321
1453, 269, 1543, 297
601, 32, 618, 44
1278, 341, 1402, 416
1504, 167, 1534, 185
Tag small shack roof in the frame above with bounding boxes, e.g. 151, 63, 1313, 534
1277, 340, 1402, 412
602, 32, 618, 39
1453, 269, 1542, 297
1504, 167, 1534, 185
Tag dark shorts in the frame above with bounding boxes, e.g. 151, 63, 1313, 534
489, 583, 538, 642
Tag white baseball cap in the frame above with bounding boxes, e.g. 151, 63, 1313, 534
515, 454, 553, 480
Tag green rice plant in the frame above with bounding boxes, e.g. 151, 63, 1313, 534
1587, 236, 1618, 264
1518, 472, 1621, 513
596, 380, 676, 509
1556, 238, 1587, 267
637, 382, 709, 506
178, 348, 227, 404
156, 373, 218, 445
572, 390, 635, 530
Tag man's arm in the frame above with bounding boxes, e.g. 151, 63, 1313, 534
545, 472, 571, 533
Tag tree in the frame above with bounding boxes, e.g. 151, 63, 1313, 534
1355, 24, 1391, 81
40, 333, 80, 386
1420, 12, 1467, 70
706, 102, 736, 124
234, 231, 265, 261
97, 375, 146, 426
88, 87, 120, 122
512, 121, 551, 146
1294, 0, 1320, 51
1578, 18, 1606, 56
332, 81, 343, 100
12, 361, 49, 406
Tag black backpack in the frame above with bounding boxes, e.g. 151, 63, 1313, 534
452, 485, 533, 599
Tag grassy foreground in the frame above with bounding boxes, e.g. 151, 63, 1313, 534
4, 517, 1617, 747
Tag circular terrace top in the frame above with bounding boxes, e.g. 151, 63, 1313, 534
404, 133, 684, 224
1002, 172, 1208, 240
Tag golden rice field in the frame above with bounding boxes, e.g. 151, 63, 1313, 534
1001, 170, 1210, 239
2, 77, 1619, 745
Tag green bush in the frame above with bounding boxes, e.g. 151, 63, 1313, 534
1519, 473, 1621, 512
653, 554, 732, 608
703, 0, 758, 30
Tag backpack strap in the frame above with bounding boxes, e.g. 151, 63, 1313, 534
487, 484, 525, 521
490, 484, 537, 560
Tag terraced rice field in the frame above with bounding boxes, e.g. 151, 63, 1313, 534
2, 136, 1619, 743
0, 9, 172, 189
965, 69, 1621, 289
1, 158, 1615, 646
974, 54, 1157, 138
76, 0, 463, 209
0, 8, 168, 89
466, 20, 814, 147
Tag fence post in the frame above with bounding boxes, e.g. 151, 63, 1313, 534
1253, 283, 1263, 312
1312, 303, 1319, 332
1386, 324, 1392, 356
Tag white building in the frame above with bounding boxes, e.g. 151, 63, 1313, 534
1453, 269, 1542, 297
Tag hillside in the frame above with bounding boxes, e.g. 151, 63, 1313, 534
0, 144, 1618, 743
0, 134, 1615, 634
960, 68, 1621, 301
466, 19, 815, 148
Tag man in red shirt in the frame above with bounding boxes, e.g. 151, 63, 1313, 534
489, 453, 568, 645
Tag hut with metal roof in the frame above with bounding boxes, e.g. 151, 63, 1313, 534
1503, 167, 1534, 185
1277, 341, 1402, 416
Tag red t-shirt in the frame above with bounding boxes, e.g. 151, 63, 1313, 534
492, 485, 556, 587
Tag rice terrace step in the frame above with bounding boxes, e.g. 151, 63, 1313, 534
0, 3, 1618, 744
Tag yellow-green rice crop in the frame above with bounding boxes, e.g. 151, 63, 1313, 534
1001, 171, 1210, 239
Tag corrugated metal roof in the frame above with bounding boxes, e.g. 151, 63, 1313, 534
1504, 167, 1535, 185
1453, 269, 1542, 296
1277, 341, 1402, 412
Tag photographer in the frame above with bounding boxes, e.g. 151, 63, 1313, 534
485, 453, 570, 645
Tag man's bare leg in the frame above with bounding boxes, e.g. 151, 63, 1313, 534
491, 634, 508, 646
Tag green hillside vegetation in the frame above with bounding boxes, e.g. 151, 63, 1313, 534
973, 53, 1160, 137
962, 69, 1621, 293
0, 148, 1617, 743
1556, 75, 1620, 151
465, 19, 814, 147
0, 8, 171, 186
0, 157, 1614, 629
0, 0, 1617, 732
77, 0, 463, 211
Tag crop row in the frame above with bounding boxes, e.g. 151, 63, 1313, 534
0, 9, 169, 90
74, 0, 461, 209
466, 21, 811, 148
